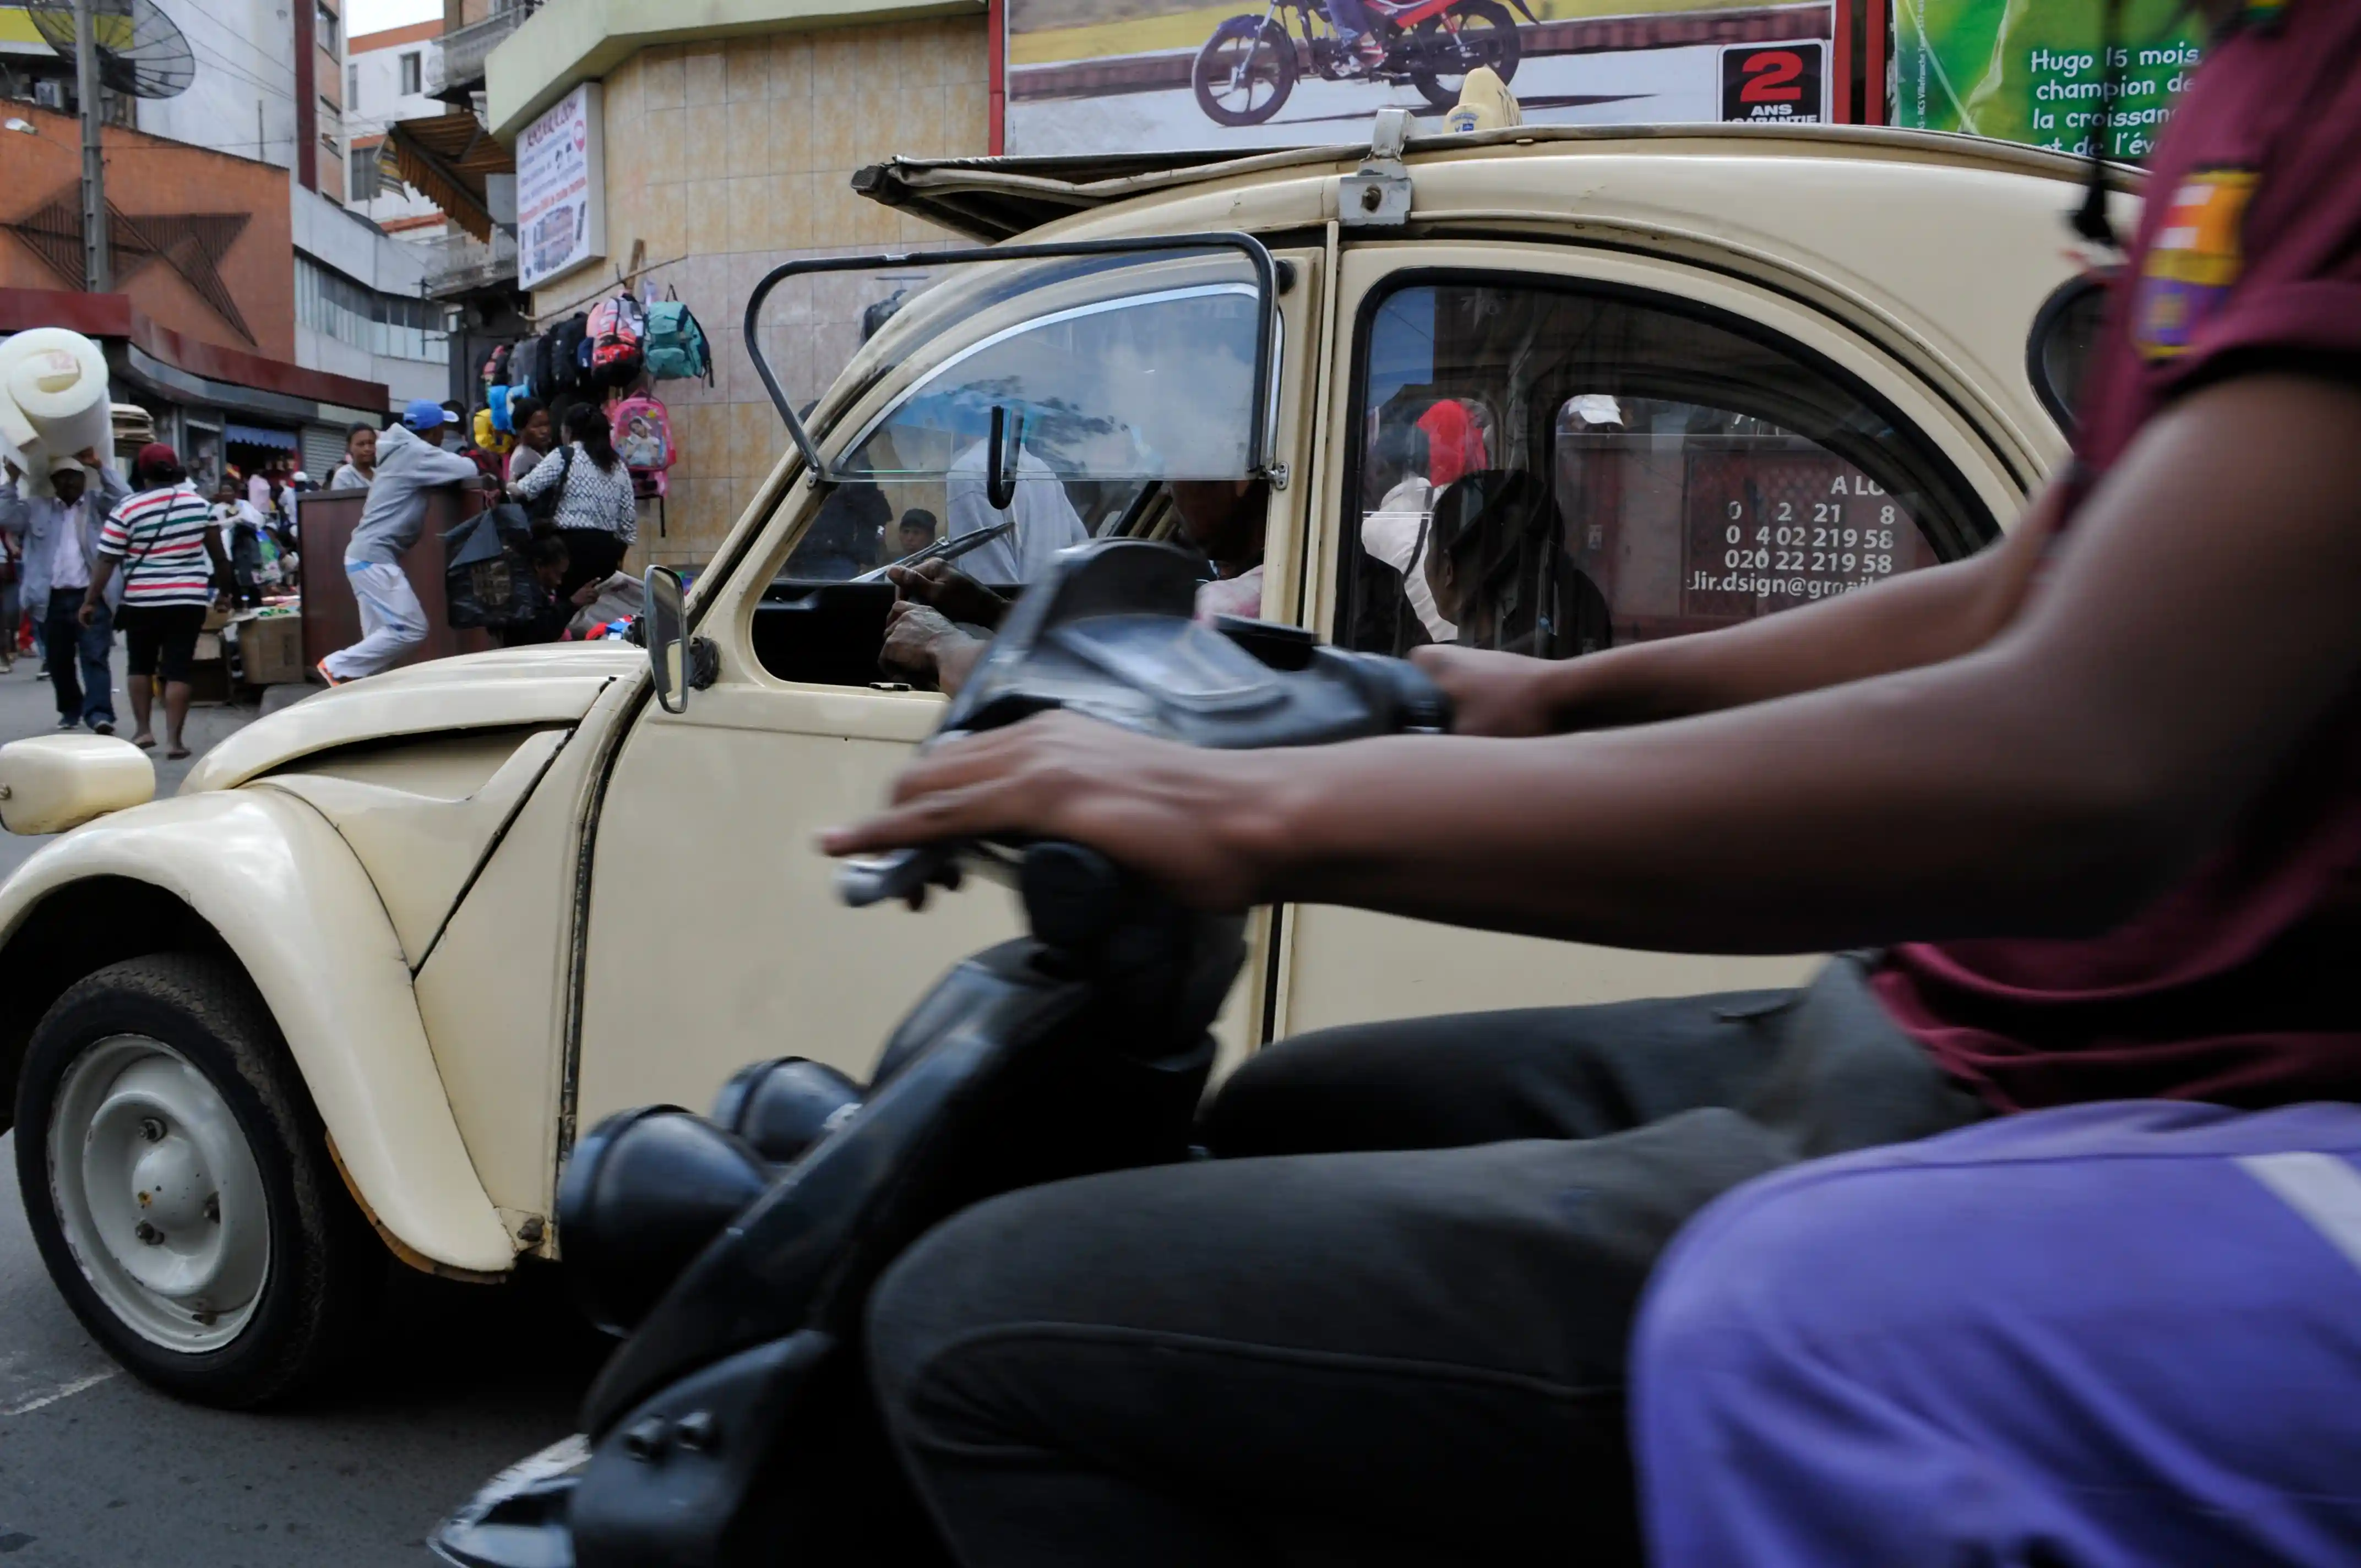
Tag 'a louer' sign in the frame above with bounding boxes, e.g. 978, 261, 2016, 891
1891, 0, 2205, 159
517, 83, 607, 291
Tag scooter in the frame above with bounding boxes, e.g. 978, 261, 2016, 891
1191, 0, 1533, 127
432, 539, 1451, 1568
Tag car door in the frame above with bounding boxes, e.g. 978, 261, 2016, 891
1272, 241, 2032, 1038
572, 243, 1323, 1134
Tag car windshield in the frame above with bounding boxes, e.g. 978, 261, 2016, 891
764, 247, 1279, 591
826, 248, 1272, 484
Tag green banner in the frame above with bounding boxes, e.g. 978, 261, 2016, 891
1891, 0, 2207, 158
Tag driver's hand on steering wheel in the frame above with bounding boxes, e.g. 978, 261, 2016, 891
880, 600, 989, 695
888, 559, 1009, 631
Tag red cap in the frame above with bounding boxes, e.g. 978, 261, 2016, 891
134, 442, 178, 471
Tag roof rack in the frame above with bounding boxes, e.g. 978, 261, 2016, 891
850, 124, 2135, 244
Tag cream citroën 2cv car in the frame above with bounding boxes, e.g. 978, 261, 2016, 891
0, 118, 2119, 1404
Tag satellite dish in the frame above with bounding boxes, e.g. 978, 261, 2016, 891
27, 0, 196, 101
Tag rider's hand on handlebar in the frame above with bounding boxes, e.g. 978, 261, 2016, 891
888, 559, 1010, 631
1409, 645, 1567, 737
819, 710, 1275, 912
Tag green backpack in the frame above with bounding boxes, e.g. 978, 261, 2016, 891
643, 292, 713, 384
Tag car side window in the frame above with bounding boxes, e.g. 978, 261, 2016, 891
1341, 279, 1992, 658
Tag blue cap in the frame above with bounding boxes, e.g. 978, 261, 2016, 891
401, 398, 453, 431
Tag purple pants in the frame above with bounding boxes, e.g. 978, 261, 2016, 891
1633, 1100, 2361, 1567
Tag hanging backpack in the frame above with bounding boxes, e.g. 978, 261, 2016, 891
546, 314, 589, 395
509, 334, 543, 397
610, 393, 674, 500
588, 294, 648, 386
643, 291, 713, 384
482, 342, 511, 389
472, 407, 512, 459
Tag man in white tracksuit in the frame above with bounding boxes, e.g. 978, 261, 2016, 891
319, 400, 486, 683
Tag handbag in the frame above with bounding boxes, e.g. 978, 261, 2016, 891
524, 445, 573, 528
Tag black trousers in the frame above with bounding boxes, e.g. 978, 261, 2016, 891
865, 958, 1986, 1567
557, 527, 625, 603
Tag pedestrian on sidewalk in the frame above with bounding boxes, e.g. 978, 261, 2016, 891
82, 444, 229, 760
318, 400, 494, 685
2, 449, 127, 733
327, 422, 377, 493
508, 403, 638, 601
0, 510, 20, 674
504, 399, 551, 487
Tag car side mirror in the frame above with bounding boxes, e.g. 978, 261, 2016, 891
643, 565, 716, 713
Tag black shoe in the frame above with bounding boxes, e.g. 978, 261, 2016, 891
91, 721, 114, 737
55, 715, 77, 731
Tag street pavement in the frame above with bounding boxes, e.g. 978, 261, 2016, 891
0, 658, 608, 1565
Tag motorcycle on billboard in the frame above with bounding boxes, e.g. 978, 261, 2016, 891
1192, 0, 1537, 126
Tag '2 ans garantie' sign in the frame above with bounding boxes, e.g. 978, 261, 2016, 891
1721, 42, 1825, 123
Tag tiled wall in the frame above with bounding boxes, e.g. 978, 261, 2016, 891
529, 16, 991, 570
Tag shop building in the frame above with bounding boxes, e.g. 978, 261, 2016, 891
1, 106, 387, 487
484, 0, 992, 569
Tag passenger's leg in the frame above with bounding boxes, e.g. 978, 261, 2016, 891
1203, 987, 1803, 1157
1634, 1100, 2361, 1568
871, 1110, 1796, 1568
323, 562, 427, 680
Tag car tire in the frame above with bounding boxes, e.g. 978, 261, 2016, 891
14, 954, 381, 1408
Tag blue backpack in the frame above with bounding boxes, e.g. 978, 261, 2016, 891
643, 292, 713, 384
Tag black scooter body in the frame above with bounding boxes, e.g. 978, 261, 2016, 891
433, 541, 1448, 1568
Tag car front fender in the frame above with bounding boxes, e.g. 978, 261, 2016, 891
0, 788, 516, 1276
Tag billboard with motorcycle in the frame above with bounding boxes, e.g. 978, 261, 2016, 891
1003, 0, 1846, 155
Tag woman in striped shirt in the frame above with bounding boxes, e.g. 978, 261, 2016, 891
81, 444, 229, 759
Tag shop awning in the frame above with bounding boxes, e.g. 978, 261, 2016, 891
225, 423, 298, 449
385, 112, 514, 243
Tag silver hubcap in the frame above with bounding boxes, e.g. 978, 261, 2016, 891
47, 1036, 270, 1352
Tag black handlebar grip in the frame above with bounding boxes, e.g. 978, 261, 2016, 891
837, 847, 956, 908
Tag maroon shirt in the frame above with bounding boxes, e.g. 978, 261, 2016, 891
1872, 0, 2361, 1112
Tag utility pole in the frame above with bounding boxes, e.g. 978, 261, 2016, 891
73, 0, 108, 292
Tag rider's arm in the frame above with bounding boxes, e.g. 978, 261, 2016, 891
1421, 480, 2066, 737
825, 374, 2361, 953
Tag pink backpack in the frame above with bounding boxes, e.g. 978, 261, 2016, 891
610, 394, 674, 499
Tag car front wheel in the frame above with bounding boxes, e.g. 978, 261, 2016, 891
14, 954, 379, 1407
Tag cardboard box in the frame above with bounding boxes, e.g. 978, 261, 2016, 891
232, 613, 307, 685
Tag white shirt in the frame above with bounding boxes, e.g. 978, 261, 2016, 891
247, 474, 272, 514
1361, 474, 1456, 641
943, 442, 1092, 585
45, 492, 93, 591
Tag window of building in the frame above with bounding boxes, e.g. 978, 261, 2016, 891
1339, 279, 1992, 659
350, 145, 377, 200
399, 52, 421, 95
295, 254, 451, 363
347, 63, 358, 105
315, 3, 339, 53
